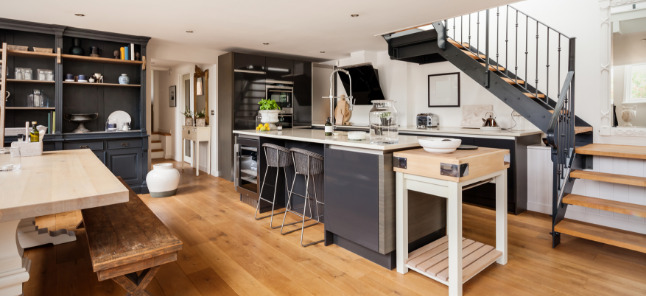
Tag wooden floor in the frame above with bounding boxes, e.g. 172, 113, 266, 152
23, 160, 646, 295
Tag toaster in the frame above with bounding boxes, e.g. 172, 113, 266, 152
416, 113, 439, 128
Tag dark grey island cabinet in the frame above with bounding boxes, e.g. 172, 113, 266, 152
0, 18, 150, 193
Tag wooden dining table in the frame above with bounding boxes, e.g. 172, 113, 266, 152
0, 149, 129, 295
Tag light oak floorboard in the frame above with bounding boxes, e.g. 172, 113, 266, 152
22, 160, 646, 296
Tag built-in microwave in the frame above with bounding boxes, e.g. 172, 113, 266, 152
265, 80, 293, 114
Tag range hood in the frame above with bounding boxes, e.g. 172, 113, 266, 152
338, 63, 385, 105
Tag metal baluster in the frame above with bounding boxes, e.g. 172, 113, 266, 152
525, 15, 528, 90
505, 6, 509, 76
535, 21, 539, 99
496, 7, 500, 71
485, 9, 490, 88
477, 12, 480, 54
468, 13, 471, 52
461, 16, 463, 43
546, 28, 550, 104
557, 35, 561, 97
515, 10, 519, 84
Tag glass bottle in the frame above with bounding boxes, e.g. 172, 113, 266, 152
369, 100, 399, 144
30, 121, 39, 142
325, 117, 333, 136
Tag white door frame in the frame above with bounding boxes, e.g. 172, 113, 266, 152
181, 73, 193, 165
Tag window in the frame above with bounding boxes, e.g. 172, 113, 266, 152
624, 64, 646, 103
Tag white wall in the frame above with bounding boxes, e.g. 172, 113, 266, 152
333, 51, 534, 130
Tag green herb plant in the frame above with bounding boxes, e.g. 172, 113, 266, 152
195, 109, 206, 118
258, 98, 281, 111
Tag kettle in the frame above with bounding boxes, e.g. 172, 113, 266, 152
482, 112, 499, 127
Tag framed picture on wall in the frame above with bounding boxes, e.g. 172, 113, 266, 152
169, 85, 176, 107
428, 72, 460, 107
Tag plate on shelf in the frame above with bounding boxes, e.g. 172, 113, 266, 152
77, 80, 88, 83
107, 110, 131, 131
64, 79, 74, 82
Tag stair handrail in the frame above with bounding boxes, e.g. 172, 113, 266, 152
546, 71, 575, 150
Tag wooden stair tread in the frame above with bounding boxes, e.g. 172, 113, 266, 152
151, 149, 164, 152
523, 92, 546, 99
574, 126, 593, 134
480, 63, 505, 72
570, 170, 646, 187
555, 219, 646, 254
501, 77, 525, 85
151, 140, 161, 143
448, 39, 470, 49
562, 194, 646, 218
462, 50, 486, 60
151, 131, 171, 136
576, 143, 646, 160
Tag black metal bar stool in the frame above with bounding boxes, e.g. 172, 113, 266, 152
281, 148, 324, 247
255, 143, 292, 228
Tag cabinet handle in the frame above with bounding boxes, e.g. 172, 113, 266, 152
80, 145, 90, 149
121, 142, 129, 147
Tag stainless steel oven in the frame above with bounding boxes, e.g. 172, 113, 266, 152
265, 80, 293, 114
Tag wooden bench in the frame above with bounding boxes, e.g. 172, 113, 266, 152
81, 178, 183, 295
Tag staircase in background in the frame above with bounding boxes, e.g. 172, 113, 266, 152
382, 5, 646, 253
151, 131, 171, 160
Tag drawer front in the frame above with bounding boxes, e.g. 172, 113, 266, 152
63, 141, 104, 151
107, 139, 142, 150
182, 127, 196, 141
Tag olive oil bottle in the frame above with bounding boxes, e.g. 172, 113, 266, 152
30, 121, 39, 142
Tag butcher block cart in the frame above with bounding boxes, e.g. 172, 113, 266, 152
393, 147, 509, 296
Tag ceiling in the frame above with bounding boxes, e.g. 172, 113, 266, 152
0, 0, 516, 61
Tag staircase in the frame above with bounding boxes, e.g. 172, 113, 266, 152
150, 131, 170, 160
382, 6, 646, 253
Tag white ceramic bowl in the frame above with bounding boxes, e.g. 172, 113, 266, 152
418, 137, 461, 153
347, 131, 367, 141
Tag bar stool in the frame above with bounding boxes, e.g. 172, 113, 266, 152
255, 143, 292, 228
281, 148, 324, 247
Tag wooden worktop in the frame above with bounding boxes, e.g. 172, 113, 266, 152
393, 147, 510, 182
0, 149, 129, 222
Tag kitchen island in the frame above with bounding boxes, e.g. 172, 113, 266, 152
233, 127, 539, 268
234, 129, 456, 268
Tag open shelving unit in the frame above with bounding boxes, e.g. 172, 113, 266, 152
62, 81, 141, 87
0, 17, 151, 193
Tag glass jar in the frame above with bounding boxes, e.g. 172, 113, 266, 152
23, 68, 33, 80
369, 100, 399, 144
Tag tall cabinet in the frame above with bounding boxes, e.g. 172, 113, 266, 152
0, 18, 150, 193
218, 52, 312, 181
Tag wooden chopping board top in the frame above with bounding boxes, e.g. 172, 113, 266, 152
393, 147, 509, 182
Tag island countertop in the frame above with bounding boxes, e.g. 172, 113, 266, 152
234, 129, 421, 151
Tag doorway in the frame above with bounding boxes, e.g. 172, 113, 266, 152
182, 73, 192, 165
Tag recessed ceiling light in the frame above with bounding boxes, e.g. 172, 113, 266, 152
262, 42, 270, 45
320, 51, 326, 54
350, 14, 359, 18
75, 13, 85, 17
186, 30, 194, 33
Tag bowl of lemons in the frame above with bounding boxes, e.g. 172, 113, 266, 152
256, 123, 273, 132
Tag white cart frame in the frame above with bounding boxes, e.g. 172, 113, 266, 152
395, 169, 508, 296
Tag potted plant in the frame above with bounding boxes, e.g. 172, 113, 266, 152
182, 107, 193, 126
258, 98, 281, 125
195, 109, 206, 127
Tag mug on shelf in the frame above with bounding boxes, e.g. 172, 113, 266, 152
66, 73, 74, 80
78, 74, 86, 81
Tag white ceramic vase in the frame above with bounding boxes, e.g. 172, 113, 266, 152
146, 163, 180, 197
